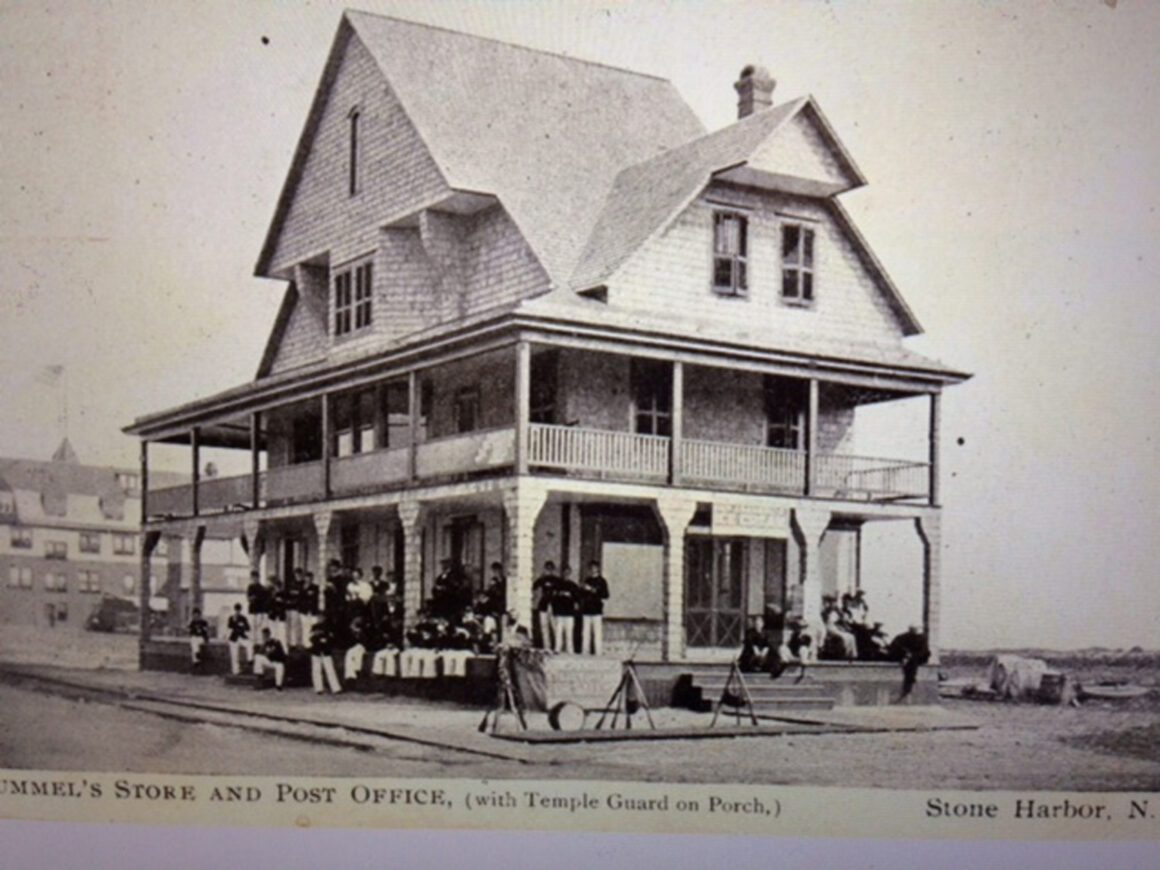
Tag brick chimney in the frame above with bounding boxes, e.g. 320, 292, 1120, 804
734, 64, 775, 119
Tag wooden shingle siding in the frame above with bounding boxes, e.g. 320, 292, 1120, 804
612, 184, 907, 354
747, 113, 849, 187
267, 34, 450, 276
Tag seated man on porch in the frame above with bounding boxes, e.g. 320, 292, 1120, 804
739, 614, 771, 673
401, 607, 444, 678
343, 614, 374, 682
252, 627, 287, 690
819, 595, 856, 661
774, 619, 812, 680
370, 602, 402, 679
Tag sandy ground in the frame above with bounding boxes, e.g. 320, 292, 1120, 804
2, 668, 1158, 790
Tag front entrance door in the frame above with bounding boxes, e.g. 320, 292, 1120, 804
685, 537, 747, 647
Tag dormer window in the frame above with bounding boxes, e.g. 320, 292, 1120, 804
333, 259, 373, 337
712, 212, 748, 296
781, 224, 815, 303
348, 108, 360, 196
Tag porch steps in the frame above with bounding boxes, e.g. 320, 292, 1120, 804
684, 669, 835, 714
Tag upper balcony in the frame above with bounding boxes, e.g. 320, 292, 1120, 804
140, 341, 943, 521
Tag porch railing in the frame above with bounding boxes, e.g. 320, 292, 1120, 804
265, 461, 324, 504
331, 447, 410, 494
813, 453, 930, 501
529, 423, 670, 481
682, 439, 805, 494
414, 427, 516, 479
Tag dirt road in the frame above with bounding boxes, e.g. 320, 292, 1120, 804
3, 677, 1158, 790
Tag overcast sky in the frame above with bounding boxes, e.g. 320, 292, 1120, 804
1, 0, 1157, 650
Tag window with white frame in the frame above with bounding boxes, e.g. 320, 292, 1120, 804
631, 359, 672, 437
79, 531, 101, 554
8, 566, 32, 588
764, 376, 806, 450
79, 570, 102, 593
45, 540, 67, 560
712, 211, 748, 296
112, 533, 135, 555
115, 472, 139, 493
333, 388, 377, 457
44, 571, 68, 592
334, 260, 373, 337
781, 223, 815, 303
10, 528, 32, 549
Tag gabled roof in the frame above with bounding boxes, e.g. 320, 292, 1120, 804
568, 96, 905, 322
255, 11, 705, 284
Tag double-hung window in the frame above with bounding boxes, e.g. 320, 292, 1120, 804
334, 260, 373, 337
781, 223, 815, 303
712, 211, 748, 296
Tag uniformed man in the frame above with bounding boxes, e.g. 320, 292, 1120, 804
579, 560, 610, 655
531, 560, 559, 649
226, 603, 251, 675
245, 570, 268, 637
888, 625, 931, 700
550, 565, 579, 654
297, 571, 320, 643
187, 607, 210, 668
252, 627, 287, 690
308, 618, 342, 695
267, 575, 288, 646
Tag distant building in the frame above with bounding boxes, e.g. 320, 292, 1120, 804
0, 440, 247, 633
124, 12, 969, 672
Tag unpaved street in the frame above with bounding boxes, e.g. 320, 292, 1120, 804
3, 679, 1158, 790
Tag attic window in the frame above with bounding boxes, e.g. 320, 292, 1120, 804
348, 109, 360, 196
781, 224, 815, 304
712, 212, 748, 296
333, 259, 373, 337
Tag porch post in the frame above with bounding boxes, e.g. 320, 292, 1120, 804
804, 378, 819, 496
655, 494, 697, 661
313, 510, 333, 612
250, 411, 261, 509
398, 500, 425, 632
139, 440, 149, 524
187, 525, 206, 617
242, 515, 264, 575
321, 393, 332, 498
669, 360, 684, 485
915, 514, 942, 665
791, 507, 830, 636
138, 530, 160, 643
515, 340, 531, 475
190, 426, 201, 516
501, 481, 547, 633
928, 391, 941, 507
407, 370, 419, 482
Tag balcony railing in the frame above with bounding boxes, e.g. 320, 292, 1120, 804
682, 439, 805, 494
415, 427, 515, 479
529, 423, 670, 482
814, 453, 930, 502
331, 447, 409, 494
265, 461, 323, 505
145, 427, 930, 521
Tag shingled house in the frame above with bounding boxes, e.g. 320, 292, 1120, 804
125, 11, 968, 698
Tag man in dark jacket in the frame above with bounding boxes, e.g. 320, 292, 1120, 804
253, 627, 287, 690
550, 565, 579, 653
888, 625, 931, 701
188, 607, 210, 667
531, 561, 559, 649
226, 603, 251, 675
245, 570, 268, 637
579, 560, 610, 655
309, 619, 342, 694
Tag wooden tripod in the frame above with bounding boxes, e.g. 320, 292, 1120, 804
593, 661, 655, 731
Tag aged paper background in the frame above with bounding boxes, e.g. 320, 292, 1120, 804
1, 0, 1158, 858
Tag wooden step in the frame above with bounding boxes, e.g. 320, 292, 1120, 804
698, 684, 832, 702
720, 696, 834, 712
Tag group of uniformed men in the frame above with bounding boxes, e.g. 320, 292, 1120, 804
531, 560, 610, 655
